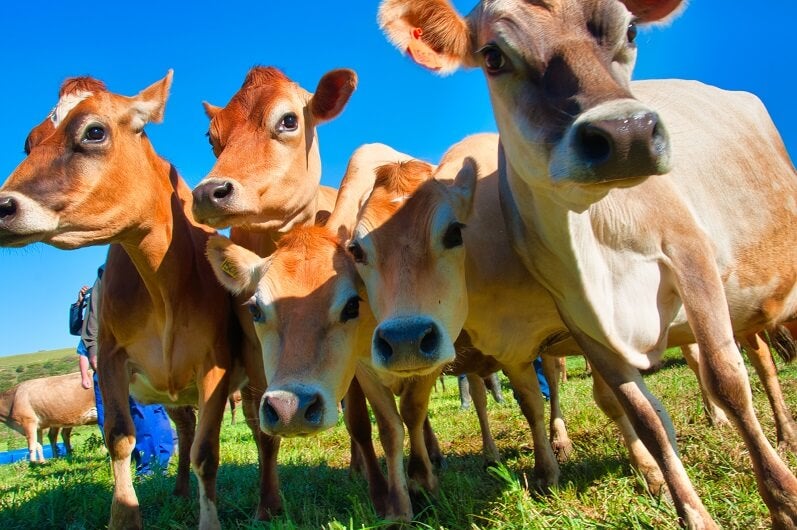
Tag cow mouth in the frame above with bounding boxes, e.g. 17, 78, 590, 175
0, 230, 46, 248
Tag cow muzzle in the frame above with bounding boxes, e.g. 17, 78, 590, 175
259, 384, 333, 437
372, 316, 454, 375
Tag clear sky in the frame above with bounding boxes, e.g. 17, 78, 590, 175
0, 1, 795, 356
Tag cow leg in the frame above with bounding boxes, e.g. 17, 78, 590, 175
234, 320, 282, 521
465, 373, 500, 467
590, 367, 665, 496
27, 424, 43, 463
47, 427, 60, 458
741, 333, 797, 454
166, 405, 195, 497
423, 415, 445, 469
502, 363, 560, 490
356, 366, 412, 522
101, 346, 141, 530
399, 373, 439, 496
61, 427, 73, 456
192, 364, 229, 530
670, 245, 797, 529
680, 344, 729, 427
575, 334, 715, 529
542, 355, 572, 462
344, 376, 388, 515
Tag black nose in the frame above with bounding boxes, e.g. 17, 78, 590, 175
0, 196, 17, 221
192, 179, 235, 207
574, 111, 668, 180
260, 387, 325, 435
373, 317, 443, 369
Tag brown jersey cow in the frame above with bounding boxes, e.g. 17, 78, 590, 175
0, 73, 279, 530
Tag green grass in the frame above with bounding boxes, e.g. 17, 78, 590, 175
0, 349, 795, 528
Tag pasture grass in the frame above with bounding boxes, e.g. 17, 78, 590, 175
0, 349, 795, 528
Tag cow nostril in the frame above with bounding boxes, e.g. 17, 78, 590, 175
212, 181, 233, 200
304, 395, 323, 425
419, 326, 439, 356
577, 123, 613, 164
262, 398, 279, 426
0, 196, 18, 220
375, 332, 393, 362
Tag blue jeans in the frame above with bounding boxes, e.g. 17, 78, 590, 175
533, 357, 550, 400
92, 371, 174, 474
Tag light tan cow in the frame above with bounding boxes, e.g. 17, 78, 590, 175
191, 68, 489, 520
0, 73, 280, 530
349, 134, 666, 492
378, 0, 797, 527
205, 147, 511, 521
0, 372, 97, 462
204, 145, 418, 522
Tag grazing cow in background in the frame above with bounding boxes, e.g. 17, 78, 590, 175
378, 0, 797, 527
0, 372, 97, 463
0, 73, 280, 529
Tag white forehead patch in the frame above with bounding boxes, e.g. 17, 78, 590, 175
49, 91, 92, 126
389, 194, 412, 204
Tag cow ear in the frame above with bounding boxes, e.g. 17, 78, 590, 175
378, 0, 474, 74
449, 156, 478, 220
206, 235, 267, 297
203, 101, 222, 120
309, 69, 358, 123
619, 0, 685, 23
129, 70, 173, 131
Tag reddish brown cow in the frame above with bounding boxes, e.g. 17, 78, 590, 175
378, 0, 797, 527
0, 73, 279, 529
0, 372, 97, 462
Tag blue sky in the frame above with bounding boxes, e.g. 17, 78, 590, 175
0, 1, 795, 356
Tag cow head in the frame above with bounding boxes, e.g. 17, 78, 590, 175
193, 67, 357, 230
0, 72, 173, 249
206, 227, 366, 437
379, 0, 682, 204
348, 159, 476, 376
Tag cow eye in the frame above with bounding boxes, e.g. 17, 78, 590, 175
442, 222, 465, 249
627, 21, 638, 44
347, 241, 367, 264
248, 302, 265, 323
340, 296, 361, 323
278, 112, 299, 132
480, 44, 506, 75
23, 134, 32, 155
82, 125, 106, 143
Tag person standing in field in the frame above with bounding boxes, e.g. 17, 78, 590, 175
72, 264, 175, 476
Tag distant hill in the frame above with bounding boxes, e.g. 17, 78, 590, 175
0, 348, 78, 394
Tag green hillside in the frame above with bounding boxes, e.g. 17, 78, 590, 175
0, 348, 78, 394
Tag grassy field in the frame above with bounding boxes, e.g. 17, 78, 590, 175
0, 349, 795, 529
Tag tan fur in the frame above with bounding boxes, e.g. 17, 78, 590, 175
379, 1, 797, 527
192, 66, 355, 232
0, 372, 97, 463
0, 74, 280, 529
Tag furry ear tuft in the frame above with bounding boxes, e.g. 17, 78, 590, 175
129, 70, 173, 131
205, 235, 266, 297
378, 0, 474, 74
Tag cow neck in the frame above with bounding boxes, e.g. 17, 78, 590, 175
118, 146, 199, 319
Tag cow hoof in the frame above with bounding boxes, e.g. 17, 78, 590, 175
552, 439, 573, 463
